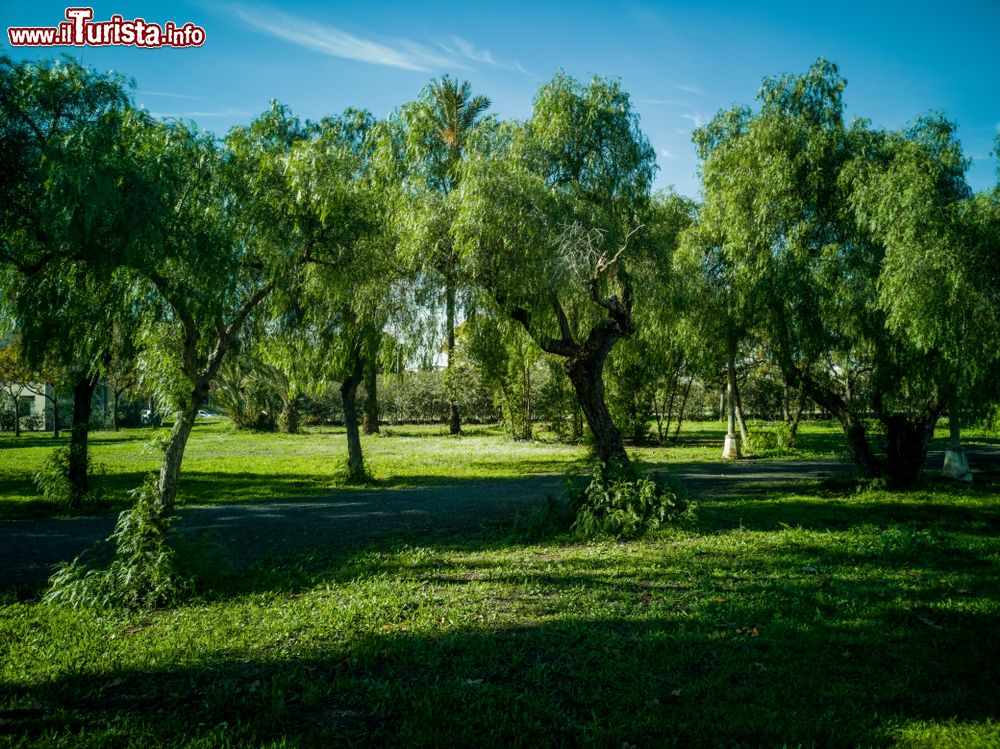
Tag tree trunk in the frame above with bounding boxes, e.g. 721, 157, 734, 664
840, 412, 882, 480
566, 354, 627, 466
788, 388, 806, 442
52, 393, 59, 439
68, 373, 98, 508
279, 398, 300, 434
652, 386, 665, 442
884, 413, 937, 489
672, 376, 693, 443
942, 386, 972, 482
362, 354, 379, 435
571, 405, 584, 443
111, 388, 119, 432
723, 337, 742, 459
156, 387, 204, 517
728, 333, 750, 445
445, 277, 461, 435
9, 393, 20, 437
657, 370, 681, 442
340, 348, 367, 482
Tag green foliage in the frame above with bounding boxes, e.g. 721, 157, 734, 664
44, 478, 192, 610
33, 445, 105, 509
213, 352, 283, 432
570, 461, 694, 539
744, 422, 795, 455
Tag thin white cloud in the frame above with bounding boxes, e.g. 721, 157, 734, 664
660, 148, 675, 159
637, 98, 688, 107
147, 107, 251, 119
140, 90, 199, 100
438, 35, 530, 75
680, 112, 705, 128
671, 82, 704, 95
229, 3, 456, 72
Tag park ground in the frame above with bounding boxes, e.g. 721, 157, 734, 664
1, 420, 999, 747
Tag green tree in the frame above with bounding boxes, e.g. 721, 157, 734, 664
0, 337, 31, 437
455, 73, 692, 465
276, 110, 395, 482
400, 76, 491, 435
128, 105, 309, 516
0, 56, 141, 503
696, 59, 990, 487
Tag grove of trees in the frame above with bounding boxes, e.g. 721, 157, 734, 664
3, 53, 999, 529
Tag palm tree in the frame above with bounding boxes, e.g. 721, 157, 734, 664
420, 76, 490, 434
426, 76, 491, 192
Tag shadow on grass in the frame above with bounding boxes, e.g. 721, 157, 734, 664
3, 552, 998, 747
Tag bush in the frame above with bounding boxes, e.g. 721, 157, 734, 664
745, 422, 795, 454
569, 461, 695, 540
33, 445, 105, 510
0, 401, 15, 432
44, 477, 194, 610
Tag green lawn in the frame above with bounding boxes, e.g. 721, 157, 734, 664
1, 419, 998, 747
0, 419, 852, 520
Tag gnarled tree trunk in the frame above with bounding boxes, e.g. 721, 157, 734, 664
566, 345, 627, 466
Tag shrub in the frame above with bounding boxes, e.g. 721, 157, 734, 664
570, 461, 695, 540
44, 477, 194, 610
33, 445, 105, 510
745, 422, 795, 454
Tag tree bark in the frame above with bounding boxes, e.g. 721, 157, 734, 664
672, 376, 693, 443
445, 277, 461, 435
340, 346, 367, 482
362, 354, 379, 435
566, 353, 627, 465
884, 413, 938, 489
279, 398, 300, 434
728, 332, 750, 445
839, 412, 882, 479
788, 388, 806, 442
156, 390, 203, 516
68, 373, 98, 508
111, 387, 119, 432
52, 392, 59, 439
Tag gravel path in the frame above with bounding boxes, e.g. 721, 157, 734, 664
2, 445, 996, 589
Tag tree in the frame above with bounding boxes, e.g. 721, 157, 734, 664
400, 76, 491, 435
125, 105, 309, 517
0, 56, 141, 503
455, 73, 692, 465
275, 109, 395, 482
0, 337, 31, 436
696, 59, 990, 487
848, 115, 1000, 480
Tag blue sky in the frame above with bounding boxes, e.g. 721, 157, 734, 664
3, 0, 999, 197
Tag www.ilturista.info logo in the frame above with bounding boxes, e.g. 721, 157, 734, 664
7, 7, 206, 48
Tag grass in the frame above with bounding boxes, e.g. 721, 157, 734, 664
1, 419, 998, 746
0, 419, 850, 520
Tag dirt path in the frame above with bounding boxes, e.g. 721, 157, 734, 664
2, 446, 996, 589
